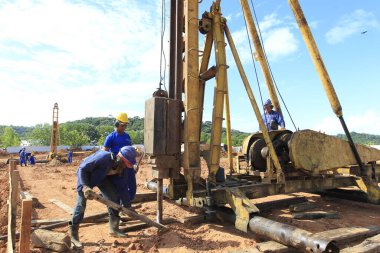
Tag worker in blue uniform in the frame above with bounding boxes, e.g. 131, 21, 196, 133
103, 112, 136, 201
69, 146, 137, 249
19, 147, 27, 166
68, 149, 73, 164
29, 152, 36, 166
262, 99, 285, 131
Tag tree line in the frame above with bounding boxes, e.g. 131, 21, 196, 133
2, 118, 380, 148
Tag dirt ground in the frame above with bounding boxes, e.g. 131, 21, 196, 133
1, 152, 380, 253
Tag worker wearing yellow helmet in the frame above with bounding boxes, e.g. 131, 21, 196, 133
104, 113, 131, 154
103, 112, 136, 204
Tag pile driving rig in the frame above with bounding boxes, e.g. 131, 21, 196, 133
144, 1, 380, 252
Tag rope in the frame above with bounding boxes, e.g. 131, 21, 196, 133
240, 2, 267, 127
250, 0, 298, 131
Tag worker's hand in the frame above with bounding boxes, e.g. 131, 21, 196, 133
83, 185, 94, 200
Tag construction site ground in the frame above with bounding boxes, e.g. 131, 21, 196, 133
1, 152, 380, 253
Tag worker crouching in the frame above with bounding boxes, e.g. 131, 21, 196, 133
68, 146, 137, 249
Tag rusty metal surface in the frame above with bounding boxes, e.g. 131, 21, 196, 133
289, 130, 380, 173
249, 216, 339, 253
144, 97, 180, 156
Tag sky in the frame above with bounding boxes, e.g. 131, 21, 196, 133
0, 0, 379, 135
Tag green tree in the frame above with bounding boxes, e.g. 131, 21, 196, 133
1, 127, 21, 147
60, 127, 90, 147
96, 125, 114, 145
28, 124, 51, 145
61, 122, 99, 145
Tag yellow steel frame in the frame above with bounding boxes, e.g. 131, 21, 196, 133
183, 0, 201, 206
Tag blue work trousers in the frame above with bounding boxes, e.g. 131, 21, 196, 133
20, 158, 27, 166
71, 178, 120, 225
127, 169, 136, 201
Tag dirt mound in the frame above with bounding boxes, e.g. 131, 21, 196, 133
0, 170, 9, 236
46, 158, 64, 167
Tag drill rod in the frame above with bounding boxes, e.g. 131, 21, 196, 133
86, 191, 167, 231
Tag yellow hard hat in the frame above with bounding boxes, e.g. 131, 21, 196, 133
116, 112, 128, 123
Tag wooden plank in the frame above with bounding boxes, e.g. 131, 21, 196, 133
314, 226, 380, 246
18, 199, 32, 253
289, 201, 316, 212
179, 214, 206, 225
254, 196, 307, 212
32, 219, 68, 227
228, 247, 261, 253
7, 161, 19, 253
48, 199, 73, 214
132, 192, 156, 203
256, 241, 290, 253
341, 234, 380, 253
292, 211, 339, 219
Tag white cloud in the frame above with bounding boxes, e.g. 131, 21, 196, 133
259, 13, 283, 31
230, 12, 299, 63
313, 110, 380, 135
326, 9, 379, 44
263, 27, 298, 60
0, 0, 165, 126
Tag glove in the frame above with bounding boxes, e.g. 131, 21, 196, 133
82, 185, 94, 200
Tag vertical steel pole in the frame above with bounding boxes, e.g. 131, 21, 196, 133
175, 0, 184, 100
208, 2, 228, 181
240, 0, 282, 115
156, 178, 163, 223
183, 0, 200, 205
224, 83, 234, 174
288, 0, 364, 170
169, 0, 177, 99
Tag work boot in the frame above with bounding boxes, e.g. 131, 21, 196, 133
68, 222, 83, 249
109, 216, 127, 237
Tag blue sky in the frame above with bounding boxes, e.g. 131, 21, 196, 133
0, 0, 379, 135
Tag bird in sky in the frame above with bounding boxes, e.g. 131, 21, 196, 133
361, 31, 368, 34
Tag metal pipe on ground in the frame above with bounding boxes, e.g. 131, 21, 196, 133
249, 216, 339, 253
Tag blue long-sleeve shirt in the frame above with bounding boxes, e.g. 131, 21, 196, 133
76, 150, 131, 206
262, 110, 285, 130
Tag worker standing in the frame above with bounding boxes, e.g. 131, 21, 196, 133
29, 152, 36, 166
103, 112, 136, 202
19, 147, 27, 166
68, 149, 73, 164
262, 99, 285, 131
69, 146, 137, 249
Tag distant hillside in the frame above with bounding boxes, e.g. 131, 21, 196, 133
3, 118, 379, 147
336, 132, 380, 145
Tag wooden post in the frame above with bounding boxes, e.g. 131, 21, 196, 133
18, 198, 32, 253
7, 161, 19, 253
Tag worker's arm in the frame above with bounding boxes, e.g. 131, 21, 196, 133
103, 147, 110, 151
277, 112, 285, 129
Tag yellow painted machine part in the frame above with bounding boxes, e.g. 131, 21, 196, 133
183, 0, 201, 205
224, 25, 283, 179
224, 82, 233, 173
208, 1, 228, 181
240, 0, 282, 116
49, 103, 60, 157
199, 31, 213, 133
288, 0, 342, 117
